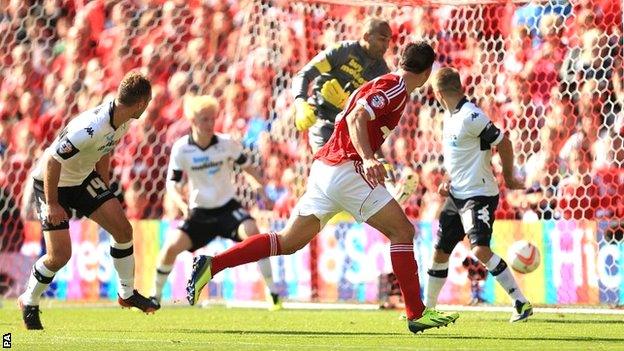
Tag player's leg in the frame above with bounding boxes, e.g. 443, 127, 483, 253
186, 160, 336, 305
151, 229, 193, 305
425, 197, 464, 308
365, 199, 459, 333
463, 196, 532, 322
237, 218, 282, 310
19, 229, 72, 330
19, 180, 73, 329
425, 249, 450, 308
88, 196, 158, 312
187, 213, 320, 305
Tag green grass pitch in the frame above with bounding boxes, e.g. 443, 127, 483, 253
1, 302, 623, 350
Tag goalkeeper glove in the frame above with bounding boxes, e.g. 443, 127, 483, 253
294, 98, 317, 131
320, 78, 350, 109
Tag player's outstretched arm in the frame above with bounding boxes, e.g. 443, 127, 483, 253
496, 135, 524, 190
346, 105, 386, 187
43, 154, 68, 225
291, 50, 334, 102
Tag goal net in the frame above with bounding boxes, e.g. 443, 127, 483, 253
0, 0, 622, 307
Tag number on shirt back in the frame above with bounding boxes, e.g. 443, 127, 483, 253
86, 177, 107, 198
381, 126, 393, 139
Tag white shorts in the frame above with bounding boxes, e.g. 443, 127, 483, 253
294, 160, 394, 227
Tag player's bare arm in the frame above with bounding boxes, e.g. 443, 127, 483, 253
242, 164, 273, 209
95, 153, 111, 186
346, 105, 386, 186
166, 178, 188, 218
496, 135, 524, 190
43, 154, 67, 225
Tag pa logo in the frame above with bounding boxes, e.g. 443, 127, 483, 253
2, 333, 10, 349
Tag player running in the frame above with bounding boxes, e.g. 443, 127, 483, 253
150, 95, 281, 310
187, 42, 460, 334
19, 71, 159, 330
424, 67, 533, 322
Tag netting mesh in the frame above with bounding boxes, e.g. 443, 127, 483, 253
0, 0, 622, 305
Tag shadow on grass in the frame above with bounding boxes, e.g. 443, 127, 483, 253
175, 329, 404, 336
170, 329, 624, 343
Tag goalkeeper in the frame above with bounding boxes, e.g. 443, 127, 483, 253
292, 18, 391, 152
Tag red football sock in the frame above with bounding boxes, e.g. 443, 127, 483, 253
211, 232, 281, 276
390, 243, 426, 320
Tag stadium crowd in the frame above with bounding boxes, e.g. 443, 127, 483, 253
0, 0, 622, 248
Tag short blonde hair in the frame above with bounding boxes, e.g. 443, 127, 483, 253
432, 67, 463, 93
183, 94, 218, 119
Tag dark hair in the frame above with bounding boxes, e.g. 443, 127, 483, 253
117, 71, 152, 105
400, 42, 435, 74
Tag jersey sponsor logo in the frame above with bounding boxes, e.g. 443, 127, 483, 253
97, 133, 117, 152
338, 58, 367, 88
477, 205, 491, 228
56, 137, 79, 159
370, 94, 386, 109
84, 127, 95, 137
471, 112, 479, 120
193, 156, 210, 163
191, 160, 224, 174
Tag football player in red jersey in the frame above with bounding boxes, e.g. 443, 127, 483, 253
187, 42, 459, 333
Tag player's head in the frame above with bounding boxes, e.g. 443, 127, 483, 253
184, 94, 218, 135
400, 41, 435, 88
431, 67, 464, 110
361, 18, 392, 59
117, 71, 152, 119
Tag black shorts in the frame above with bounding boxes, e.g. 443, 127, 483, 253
34, 171, 116, 231
434, 194, 499, 254
179, 199, 253, 252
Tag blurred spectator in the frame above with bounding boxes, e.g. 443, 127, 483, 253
125, 181, 163, 220
557, 149, 599, 220
0, 0, 621, 225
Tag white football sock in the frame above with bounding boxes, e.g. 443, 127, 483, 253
111, 241, 135, 299
485, 254, 527, 304
425, 261, 449, 308
152, 264, 173, 299
21, 257, 57, 305
258, 258, 278, 295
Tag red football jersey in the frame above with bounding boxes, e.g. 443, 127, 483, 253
315, 73, 408, 165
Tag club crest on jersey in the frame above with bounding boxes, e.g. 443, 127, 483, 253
56, 137, 79, 159
370, 94, 386, 109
